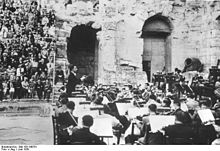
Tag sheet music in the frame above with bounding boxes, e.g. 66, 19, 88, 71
102, 96, 110, 104
69, 97, 88, 112
68, 97, 86, 104
73, 110, 100, 118
197, 109, 215, 124
180, 102, 188, 112
116, 103, 132, 115
90, 117, 113, 137
149, 115, 175, 133
127, 107, 149, 118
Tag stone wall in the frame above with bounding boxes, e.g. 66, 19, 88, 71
45, 0, 220, 84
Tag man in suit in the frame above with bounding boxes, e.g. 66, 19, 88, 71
162, 110, 195, 144
70, 115, 106, 145
66, 65, 86, 96
58, 101, 78, 144
58, 101, 78, 128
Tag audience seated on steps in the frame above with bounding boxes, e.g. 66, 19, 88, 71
69, 115, 106, 145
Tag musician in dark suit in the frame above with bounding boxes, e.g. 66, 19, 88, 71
70, 115, 106, 145
58, 101, 78, 145
66, 65, 86, 96
192, 99, 217, 144
162, 110, 195, 144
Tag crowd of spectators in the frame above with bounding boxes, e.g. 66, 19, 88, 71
0, 1, 56, 101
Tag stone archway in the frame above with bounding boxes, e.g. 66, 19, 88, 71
141, 15, 173, 81
67, 24, 100, 83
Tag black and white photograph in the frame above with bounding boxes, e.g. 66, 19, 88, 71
0, 0, 220, 149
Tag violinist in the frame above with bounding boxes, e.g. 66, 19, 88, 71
58, 101, 78, 145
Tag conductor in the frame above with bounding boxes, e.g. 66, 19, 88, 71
66, 65, 86, 96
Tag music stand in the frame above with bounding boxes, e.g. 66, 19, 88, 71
182, 84, 193, 94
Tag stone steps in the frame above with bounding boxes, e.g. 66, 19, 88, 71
0, 102, 52, 117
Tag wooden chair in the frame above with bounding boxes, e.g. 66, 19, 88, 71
52, 115, 61, 145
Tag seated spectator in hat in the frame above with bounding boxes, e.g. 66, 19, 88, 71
70, 115, 106, 145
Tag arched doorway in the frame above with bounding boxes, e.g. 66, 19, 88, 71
141, 15, 172, 81
67, 24, 100, 82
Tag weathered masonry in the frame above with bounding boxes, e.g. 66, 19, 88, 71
43, 0, 220, 85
